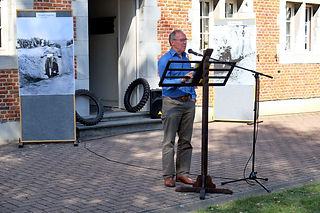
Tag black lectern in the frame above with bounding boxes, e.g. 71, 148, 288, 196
159, 49, 235, 199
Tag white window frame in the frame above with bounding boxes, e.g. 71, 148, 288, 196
0, 0, 19, 70
200, 0, 210, 50
305, 5, 312, 51
195, 0, 254, 52
0, 0, 8, 53
199, 0, 240, 51
279, 1, 320, 64
285, 3, 295, 51
0, 0, 2, 48
0, 0, 16, 56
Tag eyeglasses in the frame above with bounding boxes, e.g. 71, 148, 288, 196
173, 38, 188, 42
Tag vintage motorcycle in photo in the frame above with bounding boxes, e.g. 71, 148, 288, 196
41, 53, 61, 78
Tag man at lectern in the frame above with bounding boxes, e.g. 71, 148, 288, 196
158, 30, 196, 187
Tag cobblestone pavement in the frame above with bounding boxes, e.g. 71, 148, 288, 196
1, 112, 320, 212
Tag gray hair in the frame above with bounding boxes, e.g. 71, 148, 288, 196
169, 30, 184, 46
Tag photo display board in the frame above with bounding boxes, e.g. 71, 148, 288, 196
213, 19, 256, 121
17, 10, 75, 143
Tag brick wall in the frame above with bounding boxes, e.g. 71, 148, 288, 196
254, 0, 320, 101
0, 70, 20, 122
157, 0, 208, 105
157, 0, 192, 55
34, 0, 72, 10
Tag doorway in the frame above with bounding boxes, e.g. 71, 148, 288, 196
88, 0, 137, 109
89, 0, 118, 108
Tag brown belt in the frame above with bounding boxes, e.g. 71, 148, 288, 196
163, 96, 190, 101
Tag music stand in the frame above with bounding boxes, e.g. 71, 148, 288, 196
159, 49, 235, 200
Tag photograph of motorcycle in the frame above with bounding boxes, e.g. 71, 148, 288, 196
41, 45, 62, 78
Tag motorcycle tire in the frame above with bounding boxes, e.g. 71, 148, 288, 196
52, 62, 59, 76
75, 89, 104, 126
45, 59, 51, 78
124, 78, 150, 113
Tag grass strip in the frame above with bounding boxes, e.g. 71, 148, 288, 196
197, 181, 320, 213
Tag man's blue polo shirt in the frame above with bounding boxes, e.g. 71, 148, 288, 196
158, 48, 196, 100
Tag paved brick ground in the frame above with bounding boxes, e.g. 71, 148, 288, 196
0, 112, 320, 212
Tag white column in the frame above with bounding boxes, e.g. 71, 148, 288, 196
72, 0, 90, 90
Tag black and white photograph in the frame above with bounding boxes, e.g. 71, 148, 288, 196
213, 21, 256, 85
17, 11, 74, 96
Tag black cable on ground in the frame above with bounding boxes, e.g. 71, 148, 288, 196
83, 140, 161, 172
81, 138, 234, 180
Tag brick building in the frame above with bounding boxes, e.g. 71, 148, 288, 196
0, 0, 319, 143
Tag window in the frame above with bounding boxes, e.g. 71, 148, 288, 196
197, 0, 252, 51
284, 2, 317, 52
0, 0, 8, 53
225, 2, 234, 18
200, 1, 210, 50
0, 0, 3, 48
0, 0, 18, 68
280, 2, 320, 64
0, 0, 15, 56
225, 0, 237, 18
286, 4, 295, 51
305, 6, 312, 51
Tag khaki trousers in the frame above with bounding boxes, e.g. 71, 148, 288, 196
161, 97, 195, 179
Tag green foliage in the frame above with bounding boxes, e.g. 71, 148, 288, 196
198, 181, 320, 213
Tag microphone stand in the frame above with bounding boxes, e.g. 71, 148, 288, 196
189, 50, 273, 192
221, 71, 272, 193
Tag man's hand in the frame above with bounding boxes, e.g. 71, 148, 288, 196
181, 71, 194, 83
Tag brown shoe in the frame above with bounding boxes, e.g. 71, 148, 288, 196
164, 177, 175, 187
176, 176, 195, 185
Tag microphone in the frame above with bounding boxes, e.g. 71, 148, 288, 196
188, 49, 203, 57
188, 49, 217, 63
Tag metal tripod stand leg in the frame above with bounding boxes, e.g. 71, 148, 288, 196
221, 171, 270, 193
221, 73, 271, 193
253, 178, 270, 193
